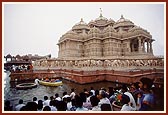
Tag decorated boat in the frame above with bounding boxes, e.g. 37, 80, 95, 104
37, 79, 63, 87
16, 83, 37, 90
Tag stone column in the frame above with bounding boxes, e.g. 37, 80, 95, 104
142, 39, 145, 52
127, 40, 131, 52
138, 37, 142, 53
147, 40, 149, 53
150, 40, 153, 54
131, 42, 134, 52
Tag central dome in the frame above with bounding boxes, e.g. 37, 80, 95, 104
95, 13, 108, 21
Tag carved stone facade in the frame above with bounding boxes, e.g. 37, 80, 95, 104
57, 14, 154, 59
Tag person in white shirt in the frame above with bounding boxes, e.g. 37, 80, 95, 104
49, 100, 57, 111
121, 84, 136, 111
55, 93, 61, 101
97, 90, 113, 110
62, 92, 70, 100
43, 96, 50, 106
15, 99, 25, 111
70, 88, 76, 100
90, 87, 95, 96
33, 97, 38, 104
121, 94, 135, 111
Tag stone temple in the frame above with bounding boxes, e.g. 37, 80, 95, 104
58, 14, 154, 60
32, 12, 164, 84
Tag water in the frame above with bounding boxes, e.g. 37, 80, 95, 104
3, 71, 119, 109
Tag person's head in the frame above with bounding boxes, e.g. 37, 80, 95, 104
25, 102, 38, 111
55, 93, 59, 98
79, 92, 87, 102
33, 97, 37, 101
139, 77, 153, 90
121, 94, 130, 105
90, 96, 99, 107
44, 96, 48, 100
98, 90, 106, 99
71, 88, 75, 92
75, 96, 83, 108
38, 100, 43, 105
37, 102, 43, 110
90, 87, 94, 90
63, 92, 67, 96
43, 106, 51, 111
108, 87, 114, 95
56, 101, 67, 111
19, 99, 24, 104
121, 84, 128, 93
50, 96, 54, 101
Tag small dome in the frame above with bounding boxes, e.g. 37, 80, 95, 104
108, 18, 115, 23
114, 15, 134, 28
72, 18, 90, 30
128, 26, 152, 38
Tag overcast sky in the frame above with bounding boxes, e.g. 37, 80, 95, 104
3, 2, 165, 58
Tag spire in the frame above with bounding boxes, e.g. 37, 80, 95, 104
80, 18, 84, 22
100, 8, 103, 17
121, 14, 124, 19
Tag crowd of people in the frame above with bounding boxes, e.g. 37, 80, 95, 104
4, 77, 164, 111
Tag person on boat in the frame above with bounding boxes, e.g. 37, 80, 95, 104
50, 78, 55, 82
44, 78, 50, 82
55, 79, 61, 82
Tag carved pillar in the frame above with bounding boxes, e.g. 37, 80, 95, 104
142, 39, 145, 52
127, 40, 131, 52
131, 42, 134, 52
150, 40, 153, 54
147, 40, 149, 53
138, 37, 142, 53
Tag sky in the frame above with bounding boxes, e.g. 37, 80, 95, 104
3, 2, 165, 58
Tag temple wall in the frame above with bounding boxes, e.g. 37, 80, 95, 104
10, 68, 164, 86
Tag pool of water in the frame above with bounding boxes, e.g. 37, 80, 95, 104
3, 71, 120, 109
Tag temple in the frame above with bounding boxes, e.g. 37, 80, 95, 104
57, 14, 154, 59
30, 12, 164, 84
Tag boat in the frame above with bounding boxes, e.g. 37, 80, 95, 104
16, 83, 37, 90
38, 79, 63, 87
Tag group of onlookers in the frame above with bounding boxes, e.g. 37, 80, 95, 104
4, 77, 164, 111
